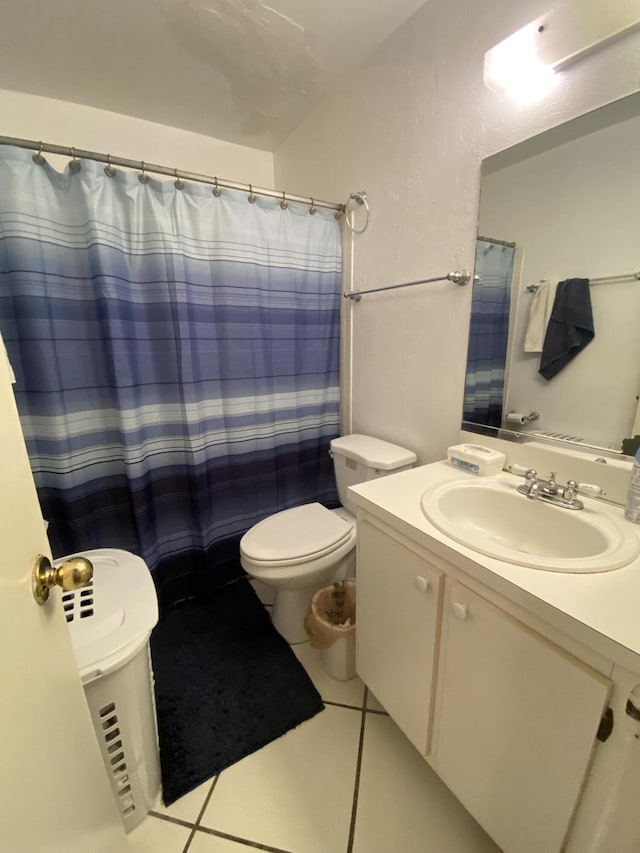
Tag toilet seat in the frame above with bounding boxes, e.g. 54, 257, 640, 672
240, 503, 354, 567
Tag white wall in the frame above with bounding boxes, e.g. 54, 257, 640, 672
274, 0, 640, 463
0, 88, 274, 187
479, 111, 640, 451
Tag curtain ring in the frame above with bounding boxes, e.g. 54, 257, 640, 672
104, 154, 116, 177
309, 198, 317, 215
32, 141, 45, 165
280, 191, 288, 210
138, 161, 150, 184
69, 147, 81, 173
248, 184, 257, 204
212, 176, 222, 197
174, 168, 184, 190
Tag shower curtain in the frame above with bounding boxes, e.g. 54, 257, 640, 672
0, 147, 341, 606
463, 239, 515, 427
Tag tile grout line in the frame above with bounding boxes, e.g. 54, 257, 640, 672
147, 812, 195, 829
345, 687, 369, 853
324, 698, 379, 713
182, 775, 220, 852
190, 824, 296, 853
181, 774, 296, 853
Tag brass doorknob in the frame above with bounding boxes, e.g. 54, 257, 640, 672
32, 554, 94, 605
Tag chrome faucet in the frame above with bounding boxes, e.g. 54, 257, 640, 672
515, 468, 605, 510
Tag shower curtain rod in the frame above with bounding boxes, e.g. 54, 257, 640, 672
0, 135, 346, 214
477, 235, 516, 248
526, 270, 640, 292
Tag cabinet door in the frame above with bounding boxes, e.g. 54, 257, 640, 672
432, 581, 611, 853
356, 520, 442, 754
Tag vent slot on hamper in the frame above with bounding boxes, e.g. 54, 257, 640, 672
82, 645, 160, 832
99, 701, 136, 819
62, 579, 95, 622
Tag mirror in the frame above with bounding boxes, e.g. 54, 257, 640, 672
463, 91, 640, 455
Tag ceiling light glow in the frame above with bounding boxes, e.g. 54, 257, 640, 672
484, 22, 557, 104
484, 2, 640, 105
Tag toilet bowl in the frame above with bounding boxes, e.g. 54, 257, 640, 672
240, 434, 416, 643
241, 504, 356, 643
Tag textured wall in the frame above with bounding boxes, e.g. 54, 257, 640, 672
274, 0, 640, 463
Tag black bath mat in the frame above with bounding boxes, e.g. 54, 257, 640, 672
150, 578, 324, 805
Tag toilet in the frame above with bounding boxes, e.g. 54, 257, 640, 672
240, 434, 417, 643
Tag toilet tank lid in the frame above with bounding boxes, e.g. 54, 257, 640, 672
330, 434, 417, 470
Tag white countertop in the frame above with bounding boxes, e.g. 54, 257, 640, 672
349, 461, 640, 672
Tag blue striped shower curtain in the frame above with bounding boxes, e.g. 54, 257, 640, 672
0, 147, 341, 606
463, 239, 515, 428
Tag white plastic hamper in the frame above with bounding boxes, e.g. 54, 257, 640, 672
59, 548, 160, 832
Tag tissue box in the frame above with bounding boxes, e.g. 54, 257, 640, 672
447, 443, 506, 476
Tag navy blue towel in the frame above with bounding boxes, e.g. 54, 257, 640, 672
539, 278, 594, 380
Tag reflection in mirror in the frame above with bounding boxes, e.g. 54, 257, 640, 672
464, 91, 640, 455
463, 238, 515, 428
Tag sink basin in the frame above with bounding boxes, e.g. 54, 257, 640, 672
420, 478, 640, 572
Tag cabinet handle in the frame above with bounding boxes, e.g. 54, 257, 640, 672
451, 601, 469, 620
415, 576, 430, 593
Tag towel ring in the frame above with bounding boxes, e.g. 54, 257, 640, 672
343, 191, 369, 234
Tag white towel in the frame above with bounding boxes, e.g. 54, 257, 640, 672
524, 280, 557, 352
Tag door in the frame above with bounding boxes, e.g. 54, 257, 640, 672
356, 520, 443, 754
0, 350, 128, 852
431, 580, 611, 853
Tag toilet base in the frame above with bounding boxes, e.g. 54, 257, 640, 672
271, 587, 317, 644
253, 546, 355, 645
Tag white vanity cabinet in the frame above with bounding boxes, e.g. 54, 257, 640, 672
355, 517, 613, 853
431, 580, 610, 853
356, 520, 442, 754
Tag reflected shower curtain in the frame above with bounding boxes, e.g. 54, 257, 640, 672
0, 147, 341, 606
463, 239, 515, 427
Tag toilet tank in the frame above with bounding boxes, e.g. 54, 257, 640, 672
330, 434, 417, 515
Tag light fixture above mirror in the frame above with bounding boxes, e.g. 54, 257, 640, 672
484, 1, 640, 103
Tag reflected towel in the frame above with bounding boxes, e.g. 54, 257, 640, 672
524, 280, 557, 352
539, 278, 594, 380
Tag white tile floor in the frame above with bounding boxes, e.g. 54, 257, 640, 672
128, 638, 500, 853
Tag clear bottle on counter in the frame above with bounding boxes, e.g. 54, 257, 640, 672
624, 448, 640, 523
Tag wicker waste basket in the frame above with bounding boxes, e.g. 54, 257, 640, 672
304, 580, 356, 681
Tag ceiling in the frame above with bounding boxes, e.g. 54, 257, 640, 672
0, 0, 428, 151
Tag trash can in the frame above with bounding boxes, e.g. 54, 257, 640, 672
304, 580, 357, 681
59, 548, 160, 833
